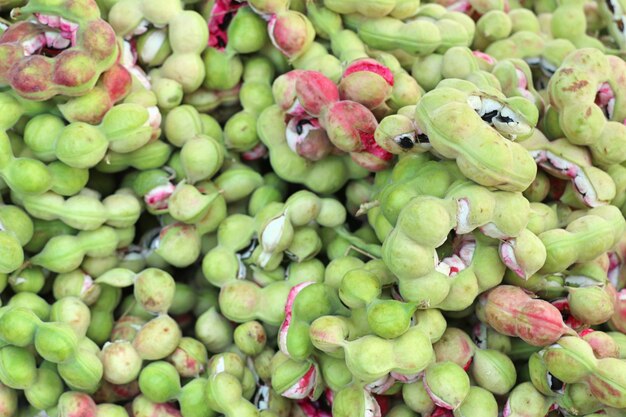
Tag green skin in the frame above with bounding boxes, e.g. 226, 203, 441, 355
205, 353, 256, 395
317, 353, 352, 392
376, 159, 464, 226
204, 372, 259, 417
538, 205, 625, 274
309, 315, 434, 383
535, 336, 626, 409
504, 382, 555, 417
436, 232, 509, 311
548, 48, 626, 166
0, 205, 32, 274
218, 259, 325, 326
124, 170, 227, 234
270, 351, 324, 400
0, 0, 118, 101
179, 134, 225, 183
14, 189, 141, 231
109, 0, 208, 93
30, 225, 132, 273
522, 132, 617, 207
0, 130, 52, 196
224, 56, 275, 153
252, 191, 347, 270
167, 183, 221, 224
96, 267, 176, 314
352, 5, 475, 57
323, 0, 399, 18
258, 105, 367, 194
485, 30, 546, 62
202, 214, 258, 288
335, 264, 416, 339
414, 79, 538, 192
412, 46, 500, 93
224, 6, 268, 55
382, 179, 530, 307
551, 0, 606, 50
424, 361, 471, 409
279, 283, 345, 361
95, 140, 173, 173
22, 103, 156, 171
473, 10, 513, 51
492, 58, 544, 112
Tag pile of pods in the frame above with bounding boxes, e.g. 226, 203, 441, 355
2, 0, 626, 416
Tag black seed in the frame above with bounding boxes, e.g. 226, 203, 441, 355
481, 110, 499, 123
607, 0, 616, 14
238, 237, 258, 260
549, 373, 565, 392
417, 133, 430, 144
219, 12, 235, 32
295, 119, 311, 135
395, 135, 415, 149
497, 115, 515, 124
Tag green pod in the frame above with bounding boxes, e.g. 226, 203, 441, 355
34, 322, 79, 364
101, 340, 142, 385
402, 379, 435, 415
133, 315, 182, 360
226, 7, 268, 54
358, 17, 442, 56
7, 293, 50, 321
195, 307, 234, 353
96, 403, 131, 417
202, 47, 243, 91
57, 347, 103, 393
223, 111, 260, 152
476, 10, 512, 43
24, 366, 64, 410
453, 386, 498, 417
55, 123, 109, 169
0, 233, 23, 275
470, 348, 517, 395
0, 307, 41, 347
167, 337, 208, 377
215, 168, 264, 202
234, 321, 267, 357
423, 361, 471, 409
134, 268, 176, 314
154, 223, 202, 268
0, 346, 37, 390
180, 135, 224, 183
138, 361, 181, 403
95, 141, 173, 173
23, 114, 64, 162
57, 391, 98, 417
48, 162, 89, 196
136, 28, 172, 67
50, 297, 91, 339
30, 236, 86, 274
163, 105, 204, 147
367, 299, 417, 339
205, 372, 259, 417
179, 378, 216, 417
0, 204, 33, 246
333, 385, 381, 417
100, 103, 153, 154
8, 266, 45, 294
